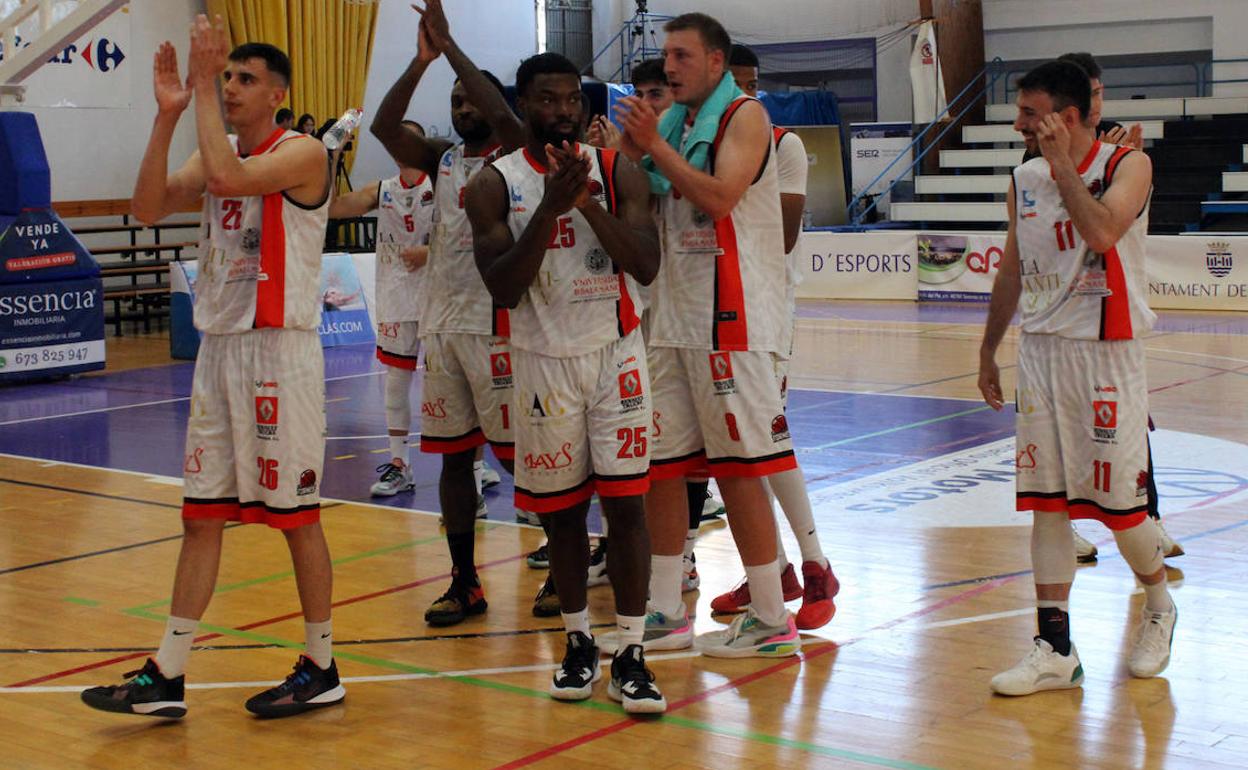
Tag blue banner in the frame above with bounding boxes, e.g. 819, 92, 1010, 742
317, 253, 374, 348
0, 276, 105, 380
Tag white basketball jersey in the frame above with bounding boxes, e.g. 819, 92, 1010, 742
374, 173, 434, 322
422, 143, 510, 337
195, 129, 330, 334
650, 96, 788, 352
1014, 142, 1155, 340
492, 145, 641, 358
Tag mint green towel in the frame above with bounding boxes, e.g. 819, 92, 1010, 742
642, 72, 744, 194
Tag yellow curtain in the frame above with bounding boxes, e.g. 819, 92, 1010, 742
204, 0, 378, 187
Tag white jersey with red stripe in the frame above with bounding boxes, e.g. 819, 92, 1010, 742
194, 129, 329, 334
422, 142, 510, 336
650, 96, 788, 352
1013, 141, 1155, 340
375, 173, 434, 322
491, 145, 641, 358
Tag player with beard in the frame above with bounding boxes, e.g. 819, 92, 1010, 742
370, 0, 530, 626
467, 53, 665, 712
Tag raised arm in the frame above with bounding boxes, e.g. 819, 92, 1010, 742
132, 42, 205, 224
617, 95, 769, 221
978, 177, 1021, 411
417, 0, 524, 153
369, 16, 453, 174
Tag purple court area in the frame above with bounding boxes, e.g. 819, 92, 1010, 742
0, 337, 1012, 528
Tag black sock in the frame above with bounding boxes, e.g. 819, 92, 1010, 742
1037, 607, 1071, 656
447, 531, 477, 583
686, 480, 709, 530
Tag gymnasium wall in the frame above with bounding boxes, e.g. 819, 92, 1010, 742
22, 0, 204, 202
350, 0, 537, 186
983, 0, 1248, 97
589, 0, 919, 123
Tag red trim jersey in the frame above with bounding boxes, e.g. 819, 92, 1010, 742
422, 143, 510, 336
194, 129, 330, 334
491, 145, 640, 358
650, 96, 788, 352
1013, 141, 1155, 340
375, 173, 434, 323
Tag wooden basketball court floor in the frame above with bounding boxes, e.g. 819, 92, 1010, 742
1, 300, 1247, 769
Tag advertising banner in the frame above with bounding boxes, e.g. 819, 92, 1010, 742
798, 230, 917, 301
0, 1, 133, 108
317, 252, 374, 347
1147, 236, 1248, 310
917, 231, 1004, 302
850, 122, 912, 217
0, 276, 104, 379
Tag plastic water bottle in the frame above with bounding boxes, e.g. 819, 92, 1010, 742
323, 108, 363, 150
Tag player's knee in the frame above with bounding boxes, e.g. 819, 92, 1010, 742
182, 517, 226, 540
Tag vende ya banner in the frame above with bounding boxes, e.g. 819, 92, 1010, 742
798, 230, 916, 300
917, 232, 1003, 302
0, 1, 132, 108
1146, 236, 1248, 310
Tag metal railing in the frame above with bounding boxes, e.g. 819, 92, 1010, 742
1202, 58, 1248, 95
997, 60, 1203, 104
848, 56, 1006, 226
583, 10, 673, 81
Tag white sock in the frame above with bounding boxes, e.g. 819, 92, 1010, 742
473, 460, 484, 495
762, 479, 791, 569
683, 528, 697, 561
648, 554, 684, 617
617, 614, 645, 648
744, 560, 787, 627
304, 620, 333, 669
389, 435, 409, 466
154, 615, 198, 678
561, 608, 591, 636
768, 467, 825, 565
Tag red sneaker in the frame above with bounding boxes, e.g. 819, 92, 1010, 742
795, 560, 840, 630
710, 563, 804, 614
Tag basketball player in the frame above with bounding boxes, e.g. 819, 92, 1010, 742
370, 1, 534, 625
81, 18, 342, 718
327, 122, 434, 499
713, 43, 839, 630
979, 60, 1176, 695
466, 52, 664, 712
615, 13, 800, 657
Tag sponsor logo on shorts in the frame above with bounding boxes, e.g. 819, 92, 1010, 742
378, 322, 400, 339
771, 414, 790, 443
255, 396, 279, 440
618, 369, 645, 412
1137, 469, 1149, 498
709, 352, 735, 395
652, 410, 662, 438
1015, 442, 1038, 471
297, 469, 317, 496
421, 398, 448, 419
253, 380, 279, 389
725, 412, 740, 442
1092, 400, 1117, 442
528, 392, 566, 417
184, 447, 204, 474
524, 441, 575, 471
490, 352, 513, 389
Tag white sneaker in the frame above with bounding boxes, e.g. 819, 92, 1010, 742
1157, 521, 1185, 558
990, 638, 1084, 696
700, 492, 726, 522
1072, 525, 1098, 563
1129, 604, 1177, 678
479, 464, 502, 489
586, 539, 609, 587
370, 461, 414, 497
515, 509, 542, 526
696, 608, 800, 659
681, 552, 700, 592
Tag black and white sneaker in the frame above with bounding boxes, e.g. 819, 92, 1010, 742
586, 538, 609, 587
608, 644, 667, 713
81, 658, 187, 718
550, 631, 600, 701
244, 655, 346, 718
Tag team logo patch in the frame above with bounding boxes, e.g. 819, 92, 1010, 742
1092, 400, 1117, 442
619, 369, 645, 412
490, 352, 513, 389
588, 178, 603, 197
255, 396, 279, 440
1015, 442, 1038, 471
297, 469, 317, 496
1207, 241, 1232, 278
241, 227, 261, 255
771, 414, 790, 443
524, 441, 575, 471
584, 247, 610, 275
693, 208, 713, 228
725, 412, 740, 442
184, 447, 204, 474
421, 189, 435, 205
421, 398, 447, 419
1020, 189, 1038, 219
709, 352, 735, 395
1137, 469, 1150, 498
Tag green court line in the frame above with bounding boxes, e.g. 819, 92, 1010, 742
661, 715, 939, 770
124, 524, 495, 613
62, 597, 100, 607
808, 405, 993, 451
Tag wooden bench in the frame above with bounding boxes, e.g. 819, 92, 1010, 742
99, 260, 174, 336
